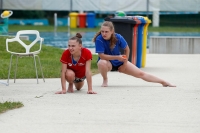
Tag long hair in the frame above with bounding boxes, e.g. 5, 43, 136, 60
92, 21, 117, 49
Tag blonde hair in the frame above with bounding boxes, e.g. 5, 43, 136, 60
92, 21, 117, 49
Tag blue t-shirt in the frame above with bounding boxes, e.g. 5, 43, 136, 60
95, 33, 127, 66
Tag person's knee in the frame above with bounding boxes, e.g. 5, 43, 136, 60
65, 71, 75, 81
76, 87, 82, 90
136, 72, 145, 78
98, 60, 108, 69
75, 82, 84, 90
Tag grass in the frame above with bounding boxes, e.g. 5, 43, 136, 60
0, 36, 98, 79
0, 101, 24, 114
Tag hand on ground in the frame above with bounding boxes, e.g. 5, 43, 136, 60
87, 91, 97, 94
55, 90, 67, 94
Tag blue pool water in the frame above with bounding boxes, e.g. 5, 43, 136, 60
12, 32, 200, 49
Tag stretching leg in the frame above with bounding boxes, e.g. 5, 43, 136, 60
119, 62, 176, 87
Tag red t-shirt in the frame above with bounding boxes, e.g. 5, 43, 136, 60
60, 48, 92, 78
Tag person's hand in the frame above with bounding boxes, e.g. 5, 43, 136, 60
118, 55, 127, 62
55, 90, 67, 94
122, 55, 127, 59
87, 91, 97, 94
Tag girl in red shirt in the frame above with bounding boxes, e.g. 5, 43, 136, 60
55, 33, 96, 94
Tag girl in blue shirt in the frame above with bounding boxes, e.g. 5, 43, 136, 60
93, 21, 176, 87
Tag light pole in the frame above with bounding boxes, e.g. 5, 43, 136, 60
146, 0, 149, 18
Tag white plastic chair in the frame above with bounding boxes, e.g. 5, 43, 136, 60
6, 30, 45, 85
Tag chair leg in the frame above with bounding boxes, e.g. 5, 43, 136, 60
7, 54, 13, 85
36, 55, 45, 82
14, 56, 19, 83
33, 55, 39, 84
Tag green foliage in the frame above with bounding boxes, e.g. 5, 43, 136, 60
0, 101, 24, 114
12, 10, 46, 19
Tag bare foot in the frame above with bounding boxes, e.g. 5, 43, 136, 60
67, 83, 74, 92
162, 82, 176, 87
67, 89, 74, 93
101, 79, 108, 87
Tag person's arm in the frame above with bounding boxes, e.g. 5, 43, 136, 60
85, 59, 96, 94
118, 45, 130, 72
122, 45, 130, 65
98, 53, 126, 62
55, 63, 67, 94
123, 45, 130, 61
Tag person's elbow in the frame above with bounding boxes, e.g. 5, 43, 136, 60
98, 53, 106, 60
124, 45, 130, 52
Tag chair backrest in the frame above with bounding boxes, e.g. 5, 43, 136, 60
6, 30, 44, 54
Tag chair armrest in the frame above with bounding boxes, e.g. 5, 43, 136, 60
39, 37, 44, 51
6, 38, 17, 53
6, 38, 17, 42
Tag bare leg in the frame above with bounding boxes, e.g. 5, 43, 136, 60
67, 83, 74, 93
97, 60, 112, 87
74, 81, 84, 90
119, 62, 176, 87
65, 69, 76, 92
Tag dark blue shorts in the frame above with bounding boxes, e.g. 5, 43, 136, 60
111, 64, 123, 71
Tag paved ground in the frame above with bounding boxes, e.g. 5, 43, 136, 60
0, 54, 200, 133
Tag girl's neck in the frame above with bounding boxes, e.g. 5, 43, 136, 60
72, 50, 81, 58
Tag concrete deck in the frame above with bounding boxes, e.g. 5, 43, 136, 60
0, 54, 200, 133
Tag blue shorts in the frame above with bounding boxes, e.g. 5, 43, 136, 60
73, 76, 86, 83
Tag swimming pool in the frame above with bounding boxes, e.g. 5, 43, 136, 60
18, 31, 200, 49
